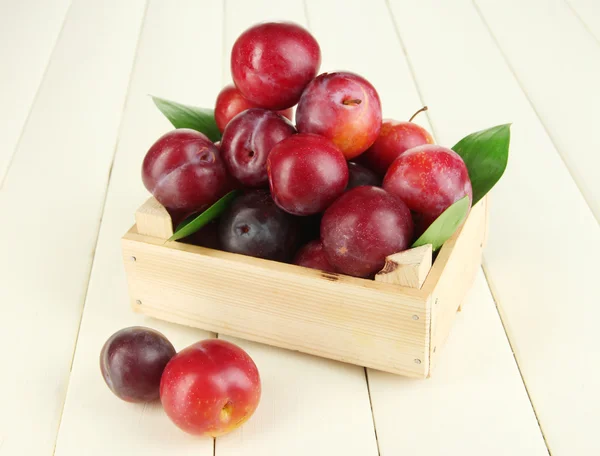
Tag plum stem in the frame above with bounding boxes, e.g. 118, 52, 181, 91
342, 98, 362, 106
409, 106, 428, 122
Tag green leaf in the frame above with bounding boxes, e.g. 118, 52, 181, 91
152, 96, 221, 142
168, 190, 239, 242
412, 196, 470, 251
452, 123, 510, 204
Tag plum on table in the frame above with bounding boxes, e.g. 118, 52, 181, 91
100, 327, 176, 403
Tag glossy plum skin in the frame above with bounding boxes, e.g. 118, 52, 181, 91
160, 339, 261, 437
383, 144, 473, 229
296, 72, 382, 160
142, 129, 229, 212
221, 109, 296, 187
360, 119, 434, 176
219, 190, 298, 261
231, 22, 321, 110
293, 240, 336, 272
347, 162, 381, 189
321, 186, 414, 278
267, 133, 349, 215
99, 327, 176, 403
214, 85, 293, 132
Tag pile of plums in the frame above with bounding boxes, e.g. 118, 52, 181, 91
142, 22, 472, 279
100, 326, 261, 436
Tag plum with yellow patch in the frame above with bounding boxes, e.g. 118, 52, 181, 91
160, 339, 261, 437
296, 72, 382, 160
360, 115, 434, 176
383, 144, 472, 232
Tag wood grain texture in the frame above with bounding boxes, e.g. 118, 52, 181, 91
216, 1, 378, 454
0, 0, 71, 183
568, 0, 600, 43
123, 229, 430, 377
309, 0, 548, 453
136, 197, 174, 238
52, 1, 221, 455
369, 270, 549, 455
389, 0, 600, 453
426, 197, 488, 371
375, 244, 432, 289
475, 0, 600, 221
0, 1, 146, 455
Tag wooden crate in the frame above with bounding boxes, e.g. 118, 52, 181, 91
121, 196, 488, 378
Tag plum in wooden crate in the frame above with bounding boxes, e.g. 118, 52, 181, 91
121, 195, 488, 378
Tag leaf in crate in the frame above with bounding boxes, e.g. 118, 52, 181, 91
412, 195, 470, 251
452, 123, 510, 204
152, 96, 221, 142
168, 190, 239, 242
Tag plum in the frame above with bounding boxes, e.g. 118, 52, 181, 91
293, 240, 336, 272
221, 109, 296, 187
231, 22, 321, 110
360, 109, 434, 176
160, 339, 261, 437
347, 162, 381, 189
267, 133, 348, 215
321, 186, 414, 278
383, 144, 472, 231
296, 72, 382, 160
100, 327, 176, 403
219, 190, 298, 261
142, 129, 229, 212
214, 84, 293, 132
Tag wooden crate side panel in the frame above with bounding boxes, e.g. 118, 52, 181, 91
428, 196, 489, 373
135, 197, 174, 239
122, 234, 430, 378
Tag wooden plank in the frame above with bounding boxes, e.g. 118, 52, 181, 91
369, 271, 549, 455
135, 197, 174, 239
375, 244, 432, 289
122, 229, 429, 378
475, 0, 600, 221
426, 197, 488, 372
388, 0, 600, 454
307, 0, 548, 453
212, 1, 377, 454
567, 0, 600, 46
0, 0, 71, 183
0, 1, 146, 455
51, 1, 222, 455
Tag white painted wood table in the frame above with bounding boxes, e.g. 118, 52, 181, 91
1, 0, 598, 454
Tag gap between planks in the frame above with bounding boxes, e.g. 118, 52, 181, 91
386, 0, 553, 454
565, 0, 600, 48
0, 0, 75, 191
50, 2, 151, 455
481, 262, 552, 455
471, 0, 599, 225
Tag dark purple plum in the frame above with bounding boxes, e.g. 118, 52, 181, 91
346, 162, 381, 189
99, 326, 176, 403
221, 109, 296, 187
218, 190, 298, 261
182, 220, 221, 249
321, 186, 414, 278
